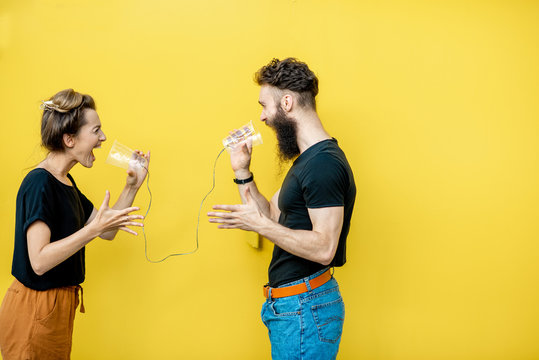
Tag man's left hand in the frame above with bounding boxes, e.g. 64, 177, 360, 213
208, 187, 268, 232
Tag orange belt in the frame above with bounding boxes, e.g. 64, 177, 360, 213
264, 269, 332, 299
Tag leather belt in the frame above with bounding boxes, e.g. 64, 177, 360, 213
263, 269, 332, 299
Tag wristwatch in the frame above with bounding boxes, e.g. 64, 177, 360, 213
233, 173, 254, 185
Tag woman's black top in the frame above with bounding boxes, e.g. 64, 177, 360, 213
11, 168, 94, 290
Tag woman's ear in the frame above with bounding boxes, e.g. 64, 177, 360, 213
63, 133, 75, 148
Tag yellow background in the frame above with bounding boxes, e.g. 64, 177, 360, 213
1, 0, 539, 359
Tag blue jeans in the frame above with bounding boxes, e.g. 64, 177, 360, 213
261, 269, 345, 360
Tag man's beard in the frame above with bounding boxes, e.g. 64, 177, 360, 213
268, 106, 300, 163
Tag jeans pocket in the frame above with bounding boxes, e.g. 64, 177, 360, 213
270, 296, 301, 317
311, 297, 345, 344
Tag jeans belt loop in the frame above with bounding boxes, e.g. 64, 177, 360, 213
304, 275, 313, 292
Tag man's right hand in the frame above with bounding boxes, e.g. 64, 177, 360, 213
229, 138, 253, 179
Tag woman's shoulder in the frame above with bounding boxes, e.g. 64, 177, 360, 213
19, 168, 55, 193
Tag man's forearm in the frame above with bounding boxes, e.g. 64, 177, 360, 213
254, 218, 337, 266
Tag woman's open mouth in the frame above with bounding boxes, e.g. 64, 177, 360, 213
90, 143, 101, 162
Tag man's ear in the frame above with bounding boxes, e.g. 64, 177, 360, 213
63, 133, 75, 148
281, 94, 294, 112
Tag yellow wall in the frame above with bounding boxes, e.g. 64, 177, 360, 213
1, 0, 539, 359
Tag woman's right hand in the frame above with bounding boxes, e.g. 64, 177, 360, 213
88, 190, 144, 237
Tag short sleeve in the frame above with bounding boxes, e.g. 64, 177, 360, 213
22, 180, 55, 233
301, 153, 348, 209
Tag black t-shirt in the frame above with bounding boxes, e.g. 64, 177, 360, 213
11, 168, 94, 291
268, 138, 356, 287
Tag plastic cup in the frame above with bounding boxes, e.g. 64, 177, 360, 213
105, 140, 145, 169
222, 121, 263, 150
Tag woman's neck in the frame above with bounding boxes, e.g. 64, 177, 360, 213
39, 152, 77, 184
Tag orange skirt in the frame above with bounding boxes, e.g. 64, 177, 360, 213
0, 279, 84, 360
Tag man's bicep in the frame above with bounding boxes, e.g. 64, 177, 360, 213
308, 206, 344, 243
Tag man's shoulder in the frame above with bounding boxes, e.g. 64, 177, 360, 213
303, 143, 349, 172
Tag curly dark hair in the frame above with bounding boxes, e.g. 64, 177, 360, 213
254, 58, 319, 109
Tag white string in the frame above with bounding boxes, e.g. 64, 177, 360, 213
142, 147, 226, 263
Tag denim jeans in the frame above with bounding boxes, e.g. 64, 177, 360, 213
261, 269, 345, 360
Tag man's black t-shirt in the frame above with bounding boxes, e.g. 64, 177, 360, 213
11, 168, 94, 291
268, 138, 356, 287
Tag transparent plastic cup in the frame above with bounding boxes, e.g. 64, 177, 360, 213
105, 140, 145, 169
222, 121, 263, 150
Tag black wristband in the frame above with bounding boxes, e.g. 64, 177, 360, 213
233, 173, 254, 185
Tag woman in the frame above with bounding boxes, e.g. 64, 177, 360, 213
0, 89, 150, 360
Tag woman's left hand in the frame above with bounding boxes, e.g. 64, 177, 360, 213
126, 150, 151, 189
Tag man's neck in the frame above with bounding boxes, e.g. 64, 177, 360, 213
294, 110, 331, 154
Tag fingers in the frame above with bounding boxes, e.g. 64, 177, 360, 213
119, 206, 141, 215
119, 227, 138, 236
133, 149, 151, 162
122, 221, 144, 227
119, 213, 144, 224
124, 214, 145, 221
207, 215, 240, 227
207, 211, 235, 219
211, 204, 242, 211
100, 190, 111, 209
245, 138, 253, 154
238, 141, 251, 155
216, 224, 243, 229
208, 218, 237, 225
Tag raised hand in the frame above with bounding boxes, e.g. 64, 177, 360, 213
126, 150, 151, 189
89, 190, 144, 236
207, 187, 267, 232
229, 136, 253, 177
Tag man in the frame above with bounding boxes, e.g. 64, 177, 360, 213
208, 58, 356, 360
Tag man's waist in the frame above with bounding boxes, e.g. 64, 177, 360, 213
264, 268, 332, 299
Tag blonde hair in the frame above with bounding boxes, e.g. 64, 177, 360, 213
40, 89, 96, 151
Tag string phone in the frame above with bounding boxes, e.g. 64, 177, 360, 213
105, 121, 263, 263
